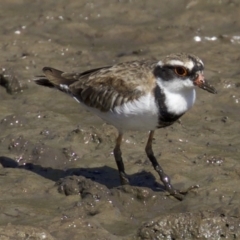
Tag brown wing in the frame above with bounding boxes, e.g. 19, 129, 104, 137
38, 60, 157, 112
69, 61, 157, 111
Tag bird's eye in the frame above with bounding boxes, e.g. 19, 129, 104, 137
174, 67, 188, 77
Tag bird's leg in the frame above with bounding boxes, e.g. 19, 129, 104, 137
145, 131, 196, 201
113, 133, 129, 185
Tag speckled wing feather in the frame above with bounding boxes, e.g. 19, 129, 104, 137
38, 60, 157, 112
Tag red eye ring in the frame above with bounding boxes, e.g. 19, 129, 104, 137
174, 66, 188, 77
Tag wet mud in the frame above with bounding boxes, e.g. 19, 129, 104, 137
1, 0, 240, 239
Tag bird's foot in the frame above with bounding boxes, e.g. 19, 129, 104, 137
165, 185, 199, 201
119, 172, 130, 185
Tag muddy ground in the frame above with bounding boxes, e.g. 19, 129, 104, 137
0, 0, 240, 239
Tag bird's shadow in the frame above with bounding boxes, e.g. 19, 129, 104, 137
0, 156, 165, 192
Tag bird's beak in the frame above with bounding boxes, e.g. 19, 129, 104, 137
194, 73, 217, 94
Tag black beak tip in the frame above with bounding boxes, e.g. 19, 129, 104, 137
199, 80, 217, 94
213, 89, 217, 94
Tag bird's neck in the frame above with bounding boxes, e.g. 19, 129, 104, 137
154, 84, 196, 125
164, 87, 196, 115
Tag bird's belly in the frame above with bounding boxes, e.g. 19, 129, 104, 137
83, 93, 159, 132
98, 110, 159, 131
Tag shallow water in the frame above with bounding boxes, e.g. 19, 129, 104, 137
1, 0, 240, 239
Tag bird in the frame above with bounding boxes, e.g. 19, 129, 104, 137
34, 53, 217, 200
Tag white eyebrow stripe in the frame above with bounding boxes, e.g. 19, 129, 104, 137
198, 59, 204, 66
157, 60, 163, 66
167, 60, 194, 70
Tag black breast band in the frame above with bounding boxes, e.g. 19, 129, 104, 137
154, 85, 184, 128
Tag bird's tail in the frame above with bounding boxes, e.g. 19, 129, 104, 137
34, 67, 77, 92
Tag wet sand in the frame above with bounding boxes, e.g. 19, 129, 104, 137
1, 0, 240, 239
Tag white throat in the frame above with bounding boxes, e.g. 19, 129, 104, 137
157, 78, 196, 115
